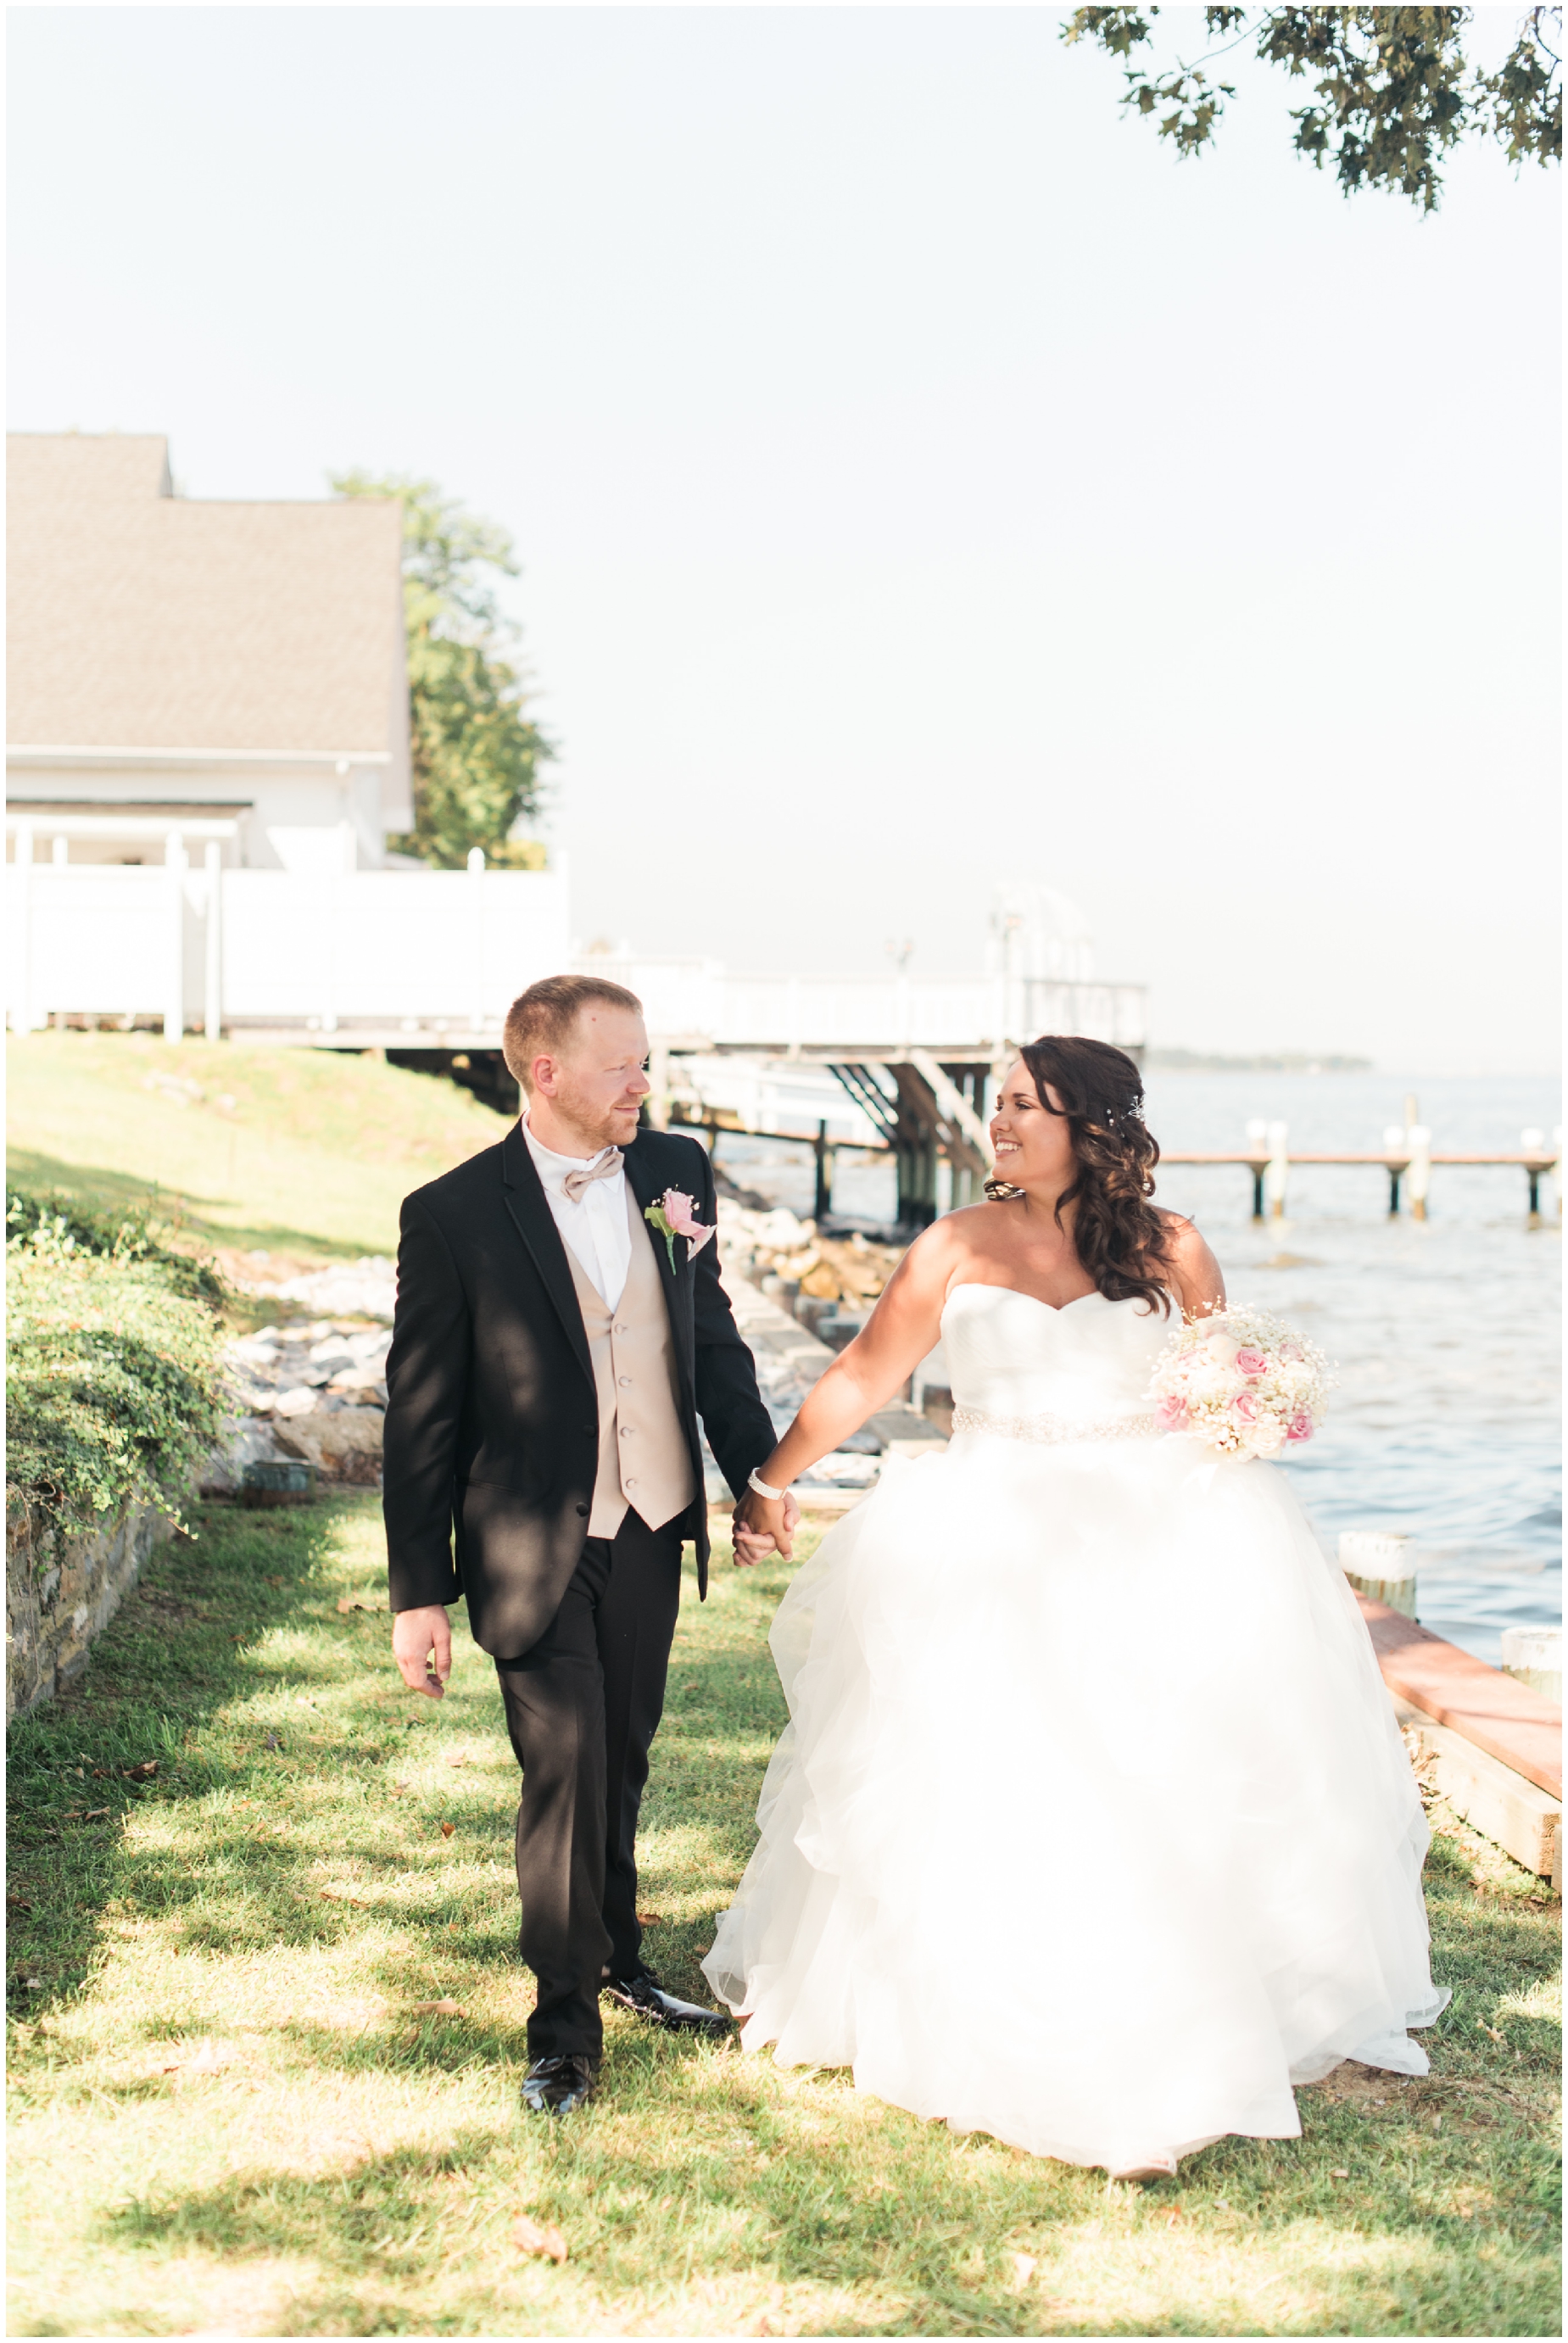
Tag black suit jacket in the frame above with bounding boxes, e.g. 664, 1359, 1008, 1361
382, 1123, 778, 1659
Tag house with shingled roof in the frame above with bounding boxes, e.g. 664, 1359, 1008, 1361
7, 432, 411, 870
5, 433, 569, 1043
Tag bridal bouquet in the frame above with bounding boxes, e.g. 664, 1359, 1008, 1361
1147, 1305, 1331, 1460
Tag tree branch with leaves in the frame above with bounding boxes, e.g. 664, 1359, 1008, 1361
332, 471, 556, 868
1063, 6, 1560, 209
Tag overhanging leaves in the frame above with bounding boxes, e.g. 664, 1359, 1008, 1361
1063, 5, 1561, 209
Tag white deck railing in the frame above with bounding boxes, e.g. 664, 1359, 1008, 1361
585, 956, 1147, 1057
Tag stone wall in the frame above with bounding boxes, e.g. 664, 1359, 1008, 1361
6, 1496, 170, 1720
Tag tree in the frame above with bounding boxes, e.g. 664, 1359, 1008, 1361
1063, 6, 1560, 210
331, 471, 555, 867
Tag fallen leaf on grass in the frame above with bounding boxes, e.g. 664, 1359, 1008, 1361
440, 1821, 456, 1838
637, 1910, 664, 1926
318, 1885, 371, 1906
1008, 2251, 1038, 2287
1476, 2020, 1507, 2044
7, 1898, 31, 1915
1329, 2167, 1350, 2179
407, 1999, 463, 2017
264, 1575, 286, 1587
441, 1752, 468, 1767
338, 1594, 388, 1614
81, 1808, 111, 1821
514, 2214, 567, 2263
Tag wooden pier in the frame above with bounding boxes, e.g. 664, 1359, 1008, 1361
1162, 1149, 1560, 1221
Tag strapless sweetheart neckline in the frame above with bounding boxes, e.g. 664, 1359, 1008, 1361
943, 1280, 1106, 1318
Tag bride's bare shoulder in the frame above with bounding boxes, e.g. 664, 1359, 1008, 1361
891, 1201, 1010, 1291
1156, 1209, 1225, 1312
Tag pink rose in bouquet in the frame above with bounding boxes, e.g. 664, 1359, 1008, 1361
1147, 1304, 1332, 1462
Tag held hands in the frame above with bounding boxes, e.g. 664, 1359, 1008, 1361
732, 1486, 800, 1567
391, 1604, 452, 1699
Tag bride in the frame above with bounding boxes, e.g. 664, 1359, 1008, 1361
705, 1035, 1447, 2180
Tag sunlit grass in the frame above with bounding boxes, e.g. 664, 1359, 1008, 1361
7, 1495, 1560, 2336
7, 1029, 505, 1263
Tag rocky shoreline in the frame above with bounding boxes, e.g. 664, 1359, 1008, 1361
206, 1204, 933, 1505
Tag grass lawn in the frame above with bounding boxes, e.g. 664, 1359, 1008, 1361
6, 1032, 505, 1266
7, 1496, 1560, 2337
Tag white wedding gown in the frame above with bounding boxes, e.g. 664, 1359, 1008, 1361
703, 1284, 1448, 2170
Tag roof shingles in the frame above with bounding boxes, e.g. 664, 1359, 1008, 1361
8, 434, 408, 757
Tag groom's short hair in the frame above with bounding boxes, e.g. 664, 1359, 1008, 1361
503, 973, 644, 1090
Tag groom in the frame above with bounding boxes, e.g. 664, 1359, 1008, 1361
383, 973, 790, 2114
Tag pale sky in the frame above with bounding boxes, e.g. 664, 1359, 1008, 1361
8, 6, 1560, 1070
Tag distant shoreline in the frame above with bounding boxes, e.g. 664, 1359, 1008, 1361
1147, 1050, 1373, 1074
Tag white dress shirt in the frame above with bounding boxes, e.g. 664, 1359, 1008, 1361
522, 1113, 633, 1311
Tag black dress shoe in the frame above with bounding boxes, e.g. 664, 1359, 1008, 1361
602, 1968, 733, 2036
520, 2052, 596, 2115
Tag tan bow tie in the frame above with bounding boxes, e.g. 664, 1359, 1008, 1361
561, 1150, 624, 1203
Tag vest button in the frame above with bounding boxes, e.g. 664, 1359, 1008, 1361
618, 1375, 633, 1387
575, 1503, 589, 1517
620, 1425, 634, 1436
625, 1477, 638, 1491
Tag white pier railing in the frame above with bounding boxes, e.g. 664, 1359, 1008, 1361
578, 955, 1148, 1057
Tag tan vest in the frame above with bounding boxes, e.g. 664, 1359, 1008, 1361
563, 1184, 697, 1538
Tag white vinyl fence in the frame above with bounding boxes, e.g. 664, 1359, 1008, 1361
5, 854, 572, 1040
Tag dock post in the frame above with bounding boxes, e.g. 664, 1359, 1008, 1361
1340, 1529, 1417, 1620
1407, 1125, 1432, 1221
813, 1119, 832, 1223
1246, 1120, 1268, 1220
1264, 1121, 1289, 1219
1521, 1130, 1545, 1222
1383, 1127, 1408, 1213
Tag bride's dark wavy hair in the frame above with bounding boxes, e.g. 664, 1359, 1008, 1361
985, 1035, 1173, 1315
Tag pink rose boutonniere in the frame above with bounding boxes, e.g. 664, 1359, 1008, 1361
644, 1189, 717, 1270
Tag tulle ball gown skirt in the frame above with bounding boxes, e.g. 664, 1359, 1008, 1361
703, 1434, 1448, 2172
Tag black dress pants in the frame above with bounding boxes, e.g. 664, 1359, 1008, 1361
494, 1507, 684, 2060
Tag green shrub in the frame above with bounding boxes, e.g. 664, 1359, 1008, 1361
4, 1188, 225, 1304
6, 1196, 226, 1534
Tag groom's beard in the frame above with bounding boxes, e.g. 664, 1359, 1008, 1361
549, 1081, 642, 1158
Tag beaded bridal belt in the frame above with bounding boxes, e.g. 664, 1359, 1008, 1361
951, 1404, 1163, 1447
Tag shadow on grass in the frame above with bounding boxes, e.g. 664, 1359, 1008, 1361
6, 1493, 426, 2016
7, 1148, 382, 1262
